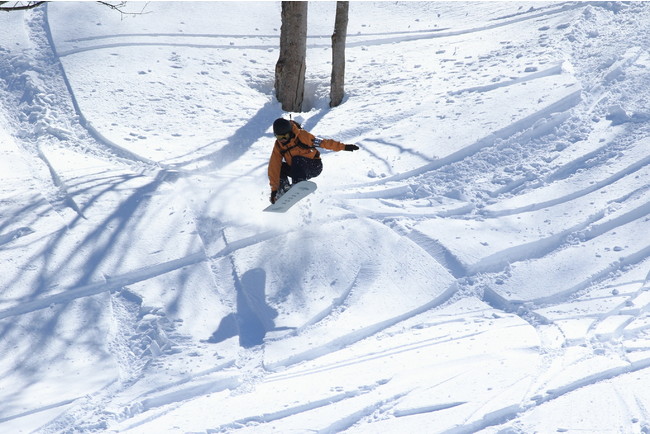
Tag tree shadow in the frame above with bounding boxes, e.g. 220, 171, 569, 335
172, 100, 281, 173
0, 166, 189, 419
207, 268, 278, 348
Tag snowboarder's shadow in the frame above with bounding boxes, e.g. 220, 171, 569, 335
207, 268, 278, 348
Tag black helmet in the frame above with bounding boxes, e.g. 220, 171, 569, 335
273, 118, 292, 136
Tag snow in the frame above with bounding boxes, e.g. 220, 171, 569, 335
0, 1, 649, 433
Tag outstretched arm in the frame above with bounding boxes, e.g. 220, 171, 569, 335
298, 130, 358, 152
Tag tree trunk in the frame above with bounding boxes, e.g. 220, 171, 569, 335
330, 1, 349, 107
275, 1, 308, 112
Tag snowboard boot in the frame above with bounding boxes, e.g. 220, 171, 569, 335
277, 177, 291, 199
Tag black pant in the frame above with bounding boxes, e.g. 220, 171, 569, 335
281, 156, 323, 184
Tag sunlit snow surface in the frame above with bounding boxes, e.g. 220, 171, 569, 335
0, 2, 649, 433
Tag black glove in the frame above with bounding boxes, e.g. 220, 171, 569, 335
344, 144, 359, 152
270, 190, 277, 204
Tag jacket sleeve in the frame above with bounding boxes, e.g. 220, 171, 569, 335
268, 144, 283, 191
298, 129, 345, 152
318, 138, 346, 151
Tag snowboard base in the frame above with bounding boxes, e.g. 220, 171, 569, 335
264, 181, 317, 213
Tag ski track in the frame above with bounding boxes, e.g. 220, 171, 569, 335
0, 225, 296, 321
40, 6, 161, 169
208, 385, 382, 433
263, 281, 459, 372
2, 2, 650, 433
268, 264, 370, 340
329, 4, 650, 432
356, 89, 583, 187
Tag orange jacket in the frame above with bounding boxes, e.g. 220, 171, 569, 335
268, 123, 346, 191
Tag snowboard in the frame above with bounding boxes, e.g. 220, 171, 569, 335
264, 180, 317, 213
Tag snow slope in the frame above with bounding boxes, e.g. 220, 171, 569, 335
0, 1, 649, 433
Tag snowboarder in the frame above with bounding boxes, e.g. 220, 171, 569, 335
268, 117, 359, 204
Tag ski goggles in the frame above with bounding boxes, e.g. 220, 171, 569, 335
275, 133, 291, 141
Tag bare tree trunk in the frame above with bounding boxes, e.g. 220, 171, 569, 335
330, 1, 349, 107
275, 1, 308, 112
